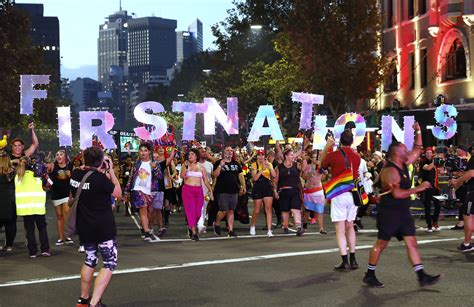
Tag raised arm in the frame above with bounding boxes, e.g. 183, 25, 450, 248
24, 122, 39, 157
405, 122, 423, 166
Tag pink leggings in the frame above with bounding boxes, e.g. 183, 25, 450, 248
182, 184, 204, 228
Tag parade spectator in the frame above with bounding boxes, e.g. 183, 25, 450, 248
71, 147, 121, 307
212, 146, 246, 237
120, 155, 133, 216
49, 149, 74, 245
321, 130, 361, 271
275, 148, 304, 236
124, 143, 174, 242
419, 147, 441, 232
249, 149, 276, 237
15, 157, 50, 258
0, 153, 16, 251
363, 122, 441, 288
9, 122, 39, 163
197, 147, 214, 234
302, 150, 327, 234
180, 148, 213, 241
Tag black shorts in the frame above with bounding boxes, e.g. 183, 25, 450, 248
460, 190, 474, 216
279, 188, 302, 212
252, 179, 273, 200
164, 188, 177, 205
377, 208, 415, 241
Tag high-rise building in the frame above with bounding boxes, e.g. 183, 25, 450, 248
69, 78, 102, 112
188, 19, 203, 52
98, 10, 130, 89
176, 31, 195, 63
16, 3, 60, 84
128, 17, 177, 85
98, 9, 132, 129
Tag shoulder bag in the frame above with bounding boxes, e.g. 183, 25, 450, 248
340, 149, 368, 207
66, 170, 94, 236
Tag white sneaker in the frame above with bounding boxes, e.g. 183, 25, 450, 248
427, 228, 433, 233
198, 226, 207, 234
250, 226, 256, 236
267, 230, 274, 238
78, 245, 85, 253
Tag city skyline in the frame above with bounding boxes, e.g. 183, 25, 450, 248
15, 0, 237, 80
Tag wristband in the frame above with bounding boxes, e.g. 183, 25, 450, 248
415, 130, 421, 135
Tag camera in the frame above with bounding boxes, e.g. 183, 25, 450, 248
442, 155, 468, 172
101, 158, 111, 170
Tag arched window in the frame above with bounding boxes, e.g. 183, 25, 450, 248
444, 39, 467, 81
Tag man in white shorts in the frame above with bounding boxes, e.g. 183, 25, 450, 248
321, 130, 361, 272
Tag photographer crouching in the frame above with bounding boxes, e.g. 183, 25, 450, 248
449, 145, 474, 252
70, 147, 121, 307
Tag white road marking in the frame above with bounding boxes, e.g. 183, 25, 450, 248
0, 236, 463, 288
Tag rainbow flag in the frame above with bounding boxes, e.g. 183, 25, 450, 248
323, 170, 354, 200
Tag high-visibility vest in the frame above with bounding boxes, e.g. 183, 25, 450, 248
15, 170, 46, 216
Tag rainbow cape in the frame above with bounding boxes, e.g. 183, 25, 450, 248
323, 169, 355, 200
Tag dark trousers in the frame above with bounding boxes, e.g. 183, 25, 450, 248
272, 198, 282, 224
23, 215, 50, 255
423, 188, 440, 228
0, 214, 17, 247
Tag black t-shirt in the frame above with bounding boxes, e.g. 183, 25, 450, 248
50, 162, 73, 200
466, 157, 474, 189
277, 163, 301, 189
419, 158, 436, 184
213, 160, 242, 194
70, 169, 116, 244
9, 153, 25, 168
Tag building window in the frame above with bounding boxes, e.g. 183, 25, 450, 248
386, 0, 393, 28
408, 0, 415, 19
409, 52, 415, 89
420, 48, 428, 88
443, 39, 467, 82
418, 0, 427, 15
384, 59, 398, 92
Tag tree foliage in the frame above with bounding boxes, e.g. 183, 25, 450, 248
282, 0, 385, 117
0, 0, 62, 129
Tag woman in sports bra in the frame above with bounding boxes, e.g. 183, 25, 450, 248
180, 148, 213, 241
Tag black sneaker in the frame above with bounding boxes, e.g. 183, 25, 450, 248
283, 228, 289, 234
140, 228, 145, 238
457, 242, 474, 252
296, 227, 303, 237
363, 273, 384, 288
188, 228, 193, 239
451, 224, 464, 230
192, 233, 199, 241
144, 232, 154, 242
319, 230, 327, 235
228, 230, 238, 238
157, 228, 167, 238
350, 259, 359, 270
77, 296, 90, 306
355, 219, 364, 229
302, 223, 308, 230
213, 224, 221, 236
418, 273, 442, 287
334, 263, 350, 272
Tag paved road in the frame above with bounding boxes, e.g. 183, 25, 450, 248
0, 201, 473, 307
